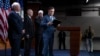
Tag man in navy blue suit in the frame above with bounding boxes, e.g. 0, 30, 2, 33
41, 7, 60, 56
8, 2, 24, 56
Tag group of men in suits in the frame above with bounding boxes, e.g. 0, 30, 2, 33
8, 2, 60, 56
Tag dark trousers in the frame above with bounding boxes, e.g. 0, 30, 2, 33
9, 36, 21, 56
42, 33, 54, 56
24, 37, 33, 56
59, 38, 66, 50
35, 34, 43, 56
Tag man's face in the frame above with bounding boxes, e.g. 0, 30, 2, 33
28, 10, 33, 17
48, 9, 55, 16
15, 5, 21, 12
38, 13, 43, 17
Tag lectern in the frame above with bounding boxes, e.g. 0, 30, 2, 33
57, 26, 81, 56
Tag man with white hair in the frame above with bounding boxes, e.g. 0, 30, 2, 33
34, 10, 44, 56
8, 2, 23, 56
11, 2, 21, 14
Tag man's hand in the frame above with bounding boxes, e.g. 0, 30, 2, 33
57, 24, 61, 27
47, 22, 53, 26
22, 38, 24, 40
26, 34, 29, 38
22, 29, 25, 34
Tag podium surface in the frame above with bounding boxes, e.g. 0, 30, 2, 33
57, 26, 81, 56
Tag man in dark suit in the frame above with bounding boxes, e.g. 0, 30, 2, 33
24, 9, 34, 56
58, 31, 66, 50
34, 10, 44, 56
41, 7, 60, 56
8, 2, 23, 56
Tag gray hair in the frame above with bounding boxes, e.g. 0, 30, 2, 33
38, 10, 44, 14
11, 2, 20, 9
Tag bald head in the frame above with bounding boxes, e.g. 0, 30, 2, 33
11, 2, 21, 12
27, 9, 33, 17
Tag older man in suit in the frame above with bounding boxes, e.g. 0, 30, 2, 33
8, 2, 23, 56
41, 7, 60, 56
34, 10, 44, 56
24, 9, 34, 56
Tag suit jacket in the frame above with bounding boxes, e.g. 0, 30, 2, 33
58, 31, 66, 39
34, 16, 43, 35
41, 15, 56, 34
24, 15, 34, 38
8, 11, 23, 39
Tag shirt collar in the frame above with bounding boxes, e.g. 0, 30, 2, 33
28, 15, 32, 19
15, 11, 20, 15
